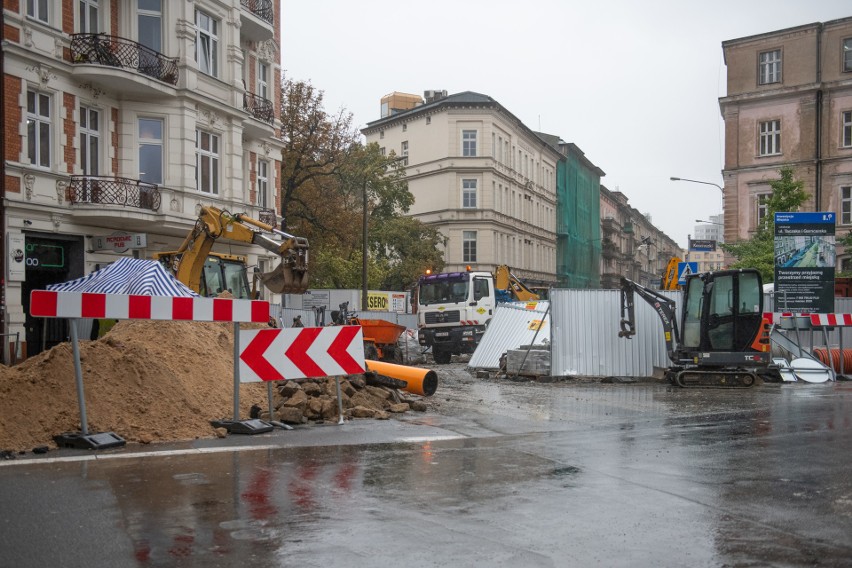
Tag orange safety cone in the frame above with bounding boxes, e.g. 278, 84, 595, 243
364, 360, 438, 397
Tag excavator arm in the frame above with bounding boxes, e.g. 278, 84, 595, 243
170, 206, 309, 295
619, 277, 679, 363
494, 265, 540, 301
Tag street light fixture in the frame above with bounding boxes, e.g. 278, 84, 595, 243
670, 176, 723, 192
695, 219, 724, 226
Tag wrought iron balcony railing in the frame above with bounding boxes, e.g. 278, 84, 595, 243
68, 176, 161, 211
258, 208, 277, 226
243, 92, 274, 124
241, 0, 274, 25
70, 34, 179, 85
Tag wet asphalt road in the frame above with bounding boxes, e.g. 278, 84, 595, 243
1, 366, 851, 567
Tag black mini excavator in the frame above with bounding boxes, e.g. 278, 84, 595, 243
619, 269, 774, 388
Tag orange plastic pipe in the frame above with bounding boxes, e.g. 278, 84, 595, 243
364, 360, 438, 397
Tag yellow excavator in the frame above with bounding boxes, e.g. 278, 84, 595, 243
494, 265, 540, 302
660, 256, 683, 290
153, 206, 309, 299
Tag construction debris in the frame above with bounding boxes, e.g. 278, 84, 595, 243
0, 319, 431, 453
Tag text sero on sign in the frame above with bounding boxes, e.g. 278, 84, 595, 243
367, 292, 388, 311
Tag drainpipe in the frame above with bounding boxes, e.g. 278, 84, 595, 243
815, 23, 823, 211
0, 9, 6, 338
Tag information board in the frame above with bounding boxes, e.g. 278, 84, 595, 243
774, 212, 835, 313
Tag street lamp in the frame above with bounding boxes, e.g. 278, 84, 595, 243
670, 176, 723, 192
695, 219, 724, 226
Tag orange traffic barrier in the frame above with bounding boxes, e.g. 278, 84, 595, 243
364, 360, 438, 397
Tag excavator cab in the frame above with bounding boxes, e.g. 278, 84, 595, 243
679, 270, 764, 356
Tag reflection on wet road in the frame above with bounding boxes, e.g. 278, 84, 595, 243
1, 383, 851, 567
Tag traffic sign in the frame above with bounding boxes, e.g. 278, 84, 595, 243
239, 326, 366, 382
677, 262, 699, 285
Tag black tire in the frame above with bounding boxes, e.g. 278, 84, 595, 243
364, 344, 379, 361
433, 349, 452, 365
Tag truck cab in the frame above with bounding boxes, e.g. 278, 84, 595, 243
416, 270, 496, 364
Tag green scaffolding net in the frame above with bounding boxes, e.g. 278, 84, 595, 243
556, 150, 602, 288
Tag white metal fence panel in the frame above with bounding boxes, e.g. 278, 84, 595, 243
468, 303, 551, 370
551, 288, 681, 378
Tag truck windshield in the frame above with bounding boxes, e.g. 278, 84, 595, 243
419, 279, 470, 305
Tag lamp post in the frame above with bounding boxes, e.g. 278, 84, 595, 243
362, 180, 368, 311
670, 176, 723, 192
695, 218, 723, 225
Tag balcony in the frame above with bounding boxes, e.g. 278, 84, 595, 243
70, 34, 178, 95
68, 176, 161, 211
244, 92, 274, 124
258, 208, 277, 227
240, 0, 274, 42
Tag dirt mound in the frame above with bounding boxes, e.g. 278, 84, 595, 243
0, 320, 269, 453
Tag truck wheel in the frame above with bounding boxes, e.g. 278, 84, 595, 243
364, 344, 379, 361
433, 349, 452, 365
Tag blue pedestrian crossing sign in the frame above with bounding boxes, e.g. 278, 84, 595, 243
677, 262, 699, 285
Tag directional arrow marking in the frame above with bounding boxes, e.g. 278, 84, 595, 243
327, 326, 364, 374
239, 326, 366, 382
239, 328, 284, 381
286, 327, 325, 377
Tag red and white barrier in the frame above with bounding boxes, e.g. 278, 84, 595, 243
239, 326, 366, 382
763, 312, 852, 327
30, 290, 269, 323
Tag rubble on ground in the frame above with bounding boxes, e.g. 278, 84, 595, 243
0, 319, 431, 454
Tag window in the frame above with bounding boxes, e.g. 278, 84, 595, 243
426, 117, 431, 125
27, 90, 51, 168
843, 111, 852, 148
843, 186, 852, 225
78, 0, 98, 33
462, 179, 477, 208
27, 0, 49, 23
757, 194, 769, 226
196, 130, 219, 194
138, 0, 161, 77
463, 231, 477, 262
379, 130, 384, 139
759, 49, 781, 85
138, 118, 163, 184
759, 120, 781, 156
844, 38, 852, 72
257, 159, 269, 209
258, 63, 269, 99
195, 9, 219, 77
400, 140, 408, 165
80, 106, 99, 175
402, 123, 407, 132
462, 130, 477, 156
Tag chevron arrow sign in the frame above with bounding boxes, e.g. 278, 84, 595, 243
238, 326, 366, 382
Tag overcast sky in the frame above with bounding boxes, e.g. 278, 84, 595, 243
281, 1, 851, 249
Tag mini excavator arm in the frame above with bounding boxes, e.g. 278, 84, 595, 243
619, 277, 679, 364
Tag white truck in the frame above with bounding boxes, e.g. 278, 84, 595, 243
416, 266, 540, 364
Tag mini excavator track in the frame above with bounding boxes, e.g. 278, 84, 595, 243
673, 369, 757, 389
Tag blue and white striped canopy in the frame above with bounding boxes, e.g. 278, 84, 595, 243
47, 258, 199, 297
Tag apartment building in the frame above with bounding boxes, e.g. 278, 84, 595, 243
599, 185, 681, 289
720, 17, 852, 268
2, 0, 284, 358
361, 91, 561, 288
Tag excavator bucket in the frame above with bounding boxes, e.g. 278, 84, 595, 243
260, 264, 309, 294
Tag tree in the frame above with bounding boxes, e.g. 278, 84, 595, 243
721, 165, 808, 282
279, 78, 360, 233
279, 79, 444, 290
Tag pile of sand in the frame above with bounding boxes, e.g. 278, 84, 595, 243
0, 320, 271, 453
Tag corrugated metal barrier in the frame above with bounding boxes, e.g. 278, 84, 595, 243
550, 288, 681, 378
469, 302, 551, 369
